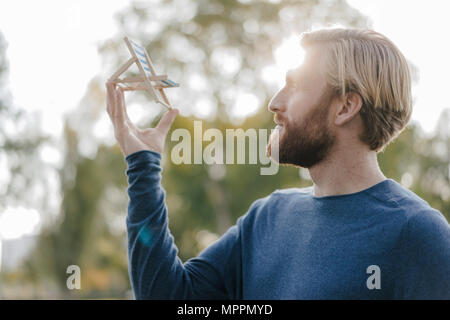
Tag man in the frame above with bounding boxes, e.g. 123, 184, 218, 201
106, 28, 450, 299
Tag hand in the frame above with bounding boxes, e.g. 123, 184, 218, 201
106, 82, 179, 157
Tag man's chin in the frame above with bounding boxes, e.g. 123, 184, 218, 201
267, 128, 282, 163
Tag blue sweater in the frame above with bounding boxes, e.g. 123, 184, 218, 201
125, 150, 450, 299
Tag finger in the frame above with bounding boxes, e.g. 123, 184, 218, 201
113, 87, 127, 130
117, 87, 133, 125
156, 108, 179, 136
106, 82, 117, 118
117, 87, 140, 133
117, 87, 126, 120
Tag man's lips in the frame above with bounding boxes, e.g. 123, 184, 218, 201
275, 122, 284, 132
274, 115, 286, 127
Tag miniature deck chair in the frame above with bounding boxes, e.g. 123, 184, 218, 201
108, 36, 179, 109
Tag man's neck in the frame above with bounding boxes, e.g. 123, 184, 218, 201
309, 145, 386, 198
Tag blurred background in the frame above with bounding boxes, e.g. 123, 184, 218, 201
0, 0, 448, 299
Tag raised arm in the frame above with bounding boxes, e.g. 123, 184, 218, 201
106, 82, 243, 299
125, 150, 242, 299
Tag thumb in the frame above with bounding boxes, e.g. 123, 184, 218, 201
156, 108, 179, 135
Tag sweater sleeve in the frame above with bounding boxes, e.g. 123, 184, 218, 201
394, 209, 450, 299
125, 150, 243, 300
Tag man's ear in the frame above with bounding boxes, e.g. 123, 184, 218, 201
334, 91, 363, 126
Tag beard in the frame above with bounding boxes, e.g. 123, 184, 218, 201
267, 92, 336, 168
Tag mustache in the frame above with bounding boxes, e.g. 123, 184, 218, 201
274, 114, 288, 125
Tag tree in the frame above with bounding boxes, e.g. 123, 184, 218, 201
22, 0, 369, 298
23, 0, 450, 299
379, 111, 450, 222
0, 29, 59, 298
0, 31, 51, 213
97, 0, 369, 261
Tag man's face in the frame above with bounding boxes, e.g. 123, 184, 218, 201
267, 48, 337, 168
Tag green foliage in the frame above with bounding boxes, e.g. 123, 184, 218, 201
379, 115, 450, 220
6, 0, 448, 299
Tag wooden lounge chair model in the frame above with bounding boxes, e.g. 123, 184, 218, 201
108, 36, 179, 109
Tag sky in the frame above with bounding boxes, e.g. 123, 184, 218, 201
0, 0, 449, 242
0, 0, 449, 140
0, 0, 129, 138
348, 0, 450, 135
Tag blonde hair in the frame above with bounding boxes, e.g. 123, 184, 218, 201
300, 28, 413, 152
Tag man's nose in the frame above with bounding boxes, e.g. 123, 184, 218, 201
268, 92, 286, 113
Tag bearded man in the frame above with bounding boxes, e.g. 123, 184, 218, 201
106, 28, 450, 299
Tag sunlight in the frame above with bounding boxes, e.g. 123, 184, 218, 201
0, 206, 41, 240
231, 92, 259, 118
262, 34, 305, 87
234, 35, 305, 120
275, 35, 305, 73
194, 96, 217, 119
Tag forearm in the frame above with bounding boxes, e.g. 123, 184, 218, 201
125, 150, 236, 299
125, 150, 187, 299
